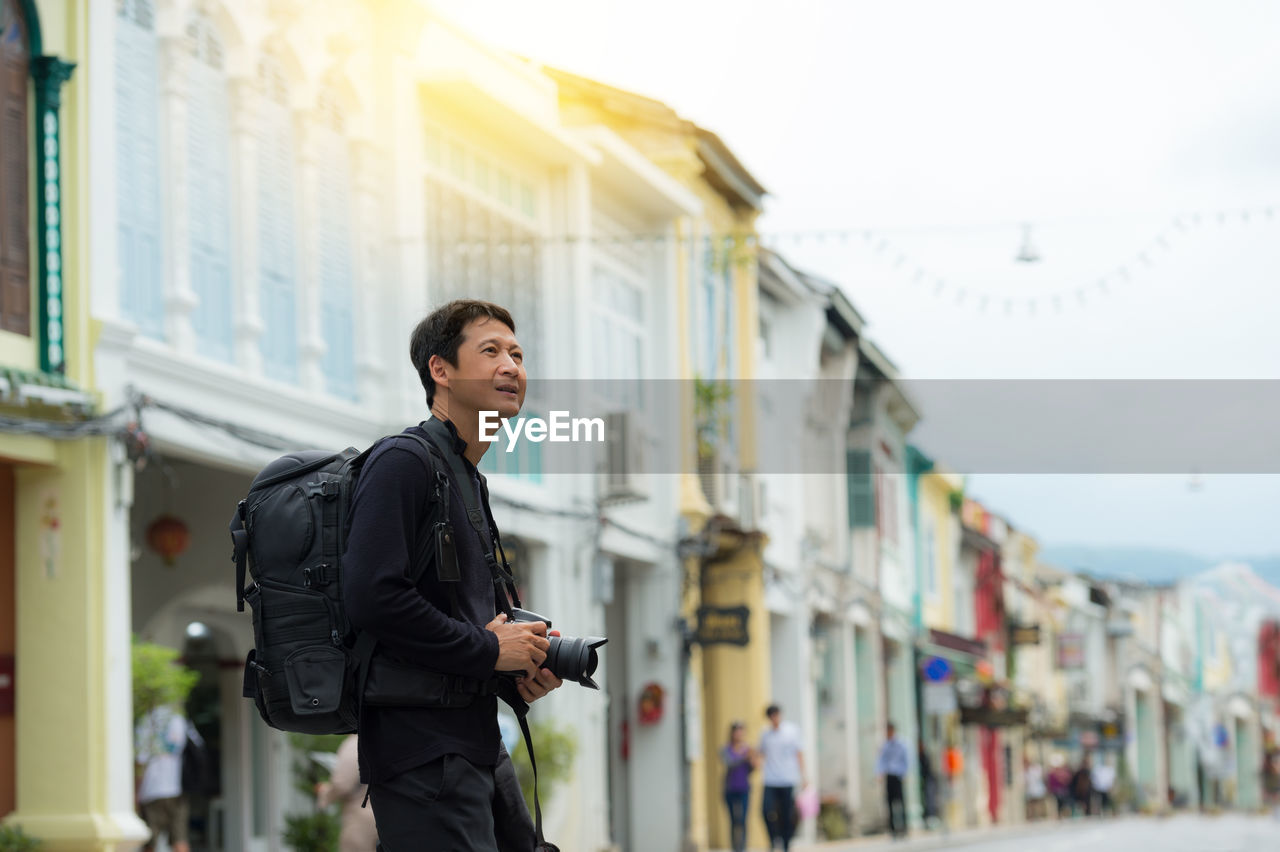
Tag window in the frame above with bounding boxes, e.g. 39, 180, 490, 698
425, 175, 543, 364
256, 54, 298, 382
477, 410, 543, 483
876, 471, 898, 546
186, 13, 233, 362
592, 264, 645, 410
0, 0, 29, 335
316, 85, 356, 400
701, 238, 716, 378
925, 521, 939, 600
426, 142, 544, 479
847, 449, 874, 527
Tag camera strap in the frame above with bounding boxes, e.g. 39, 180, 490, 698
427, 418, 556, 848
423, 417, 521, 614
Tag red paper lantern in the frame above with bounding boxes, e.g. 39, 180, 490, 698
638, 682, 665, 725
146, 515, 191, 566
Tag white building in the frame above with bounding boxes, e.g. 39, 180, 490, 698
98, 2, 699, 849
756, 249, 861, 840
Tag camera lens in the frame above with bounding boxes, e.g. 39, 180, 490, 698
545, 635, 607, 689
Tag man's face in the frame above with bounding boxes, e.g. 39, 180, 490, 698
887, 725, 895, 739
768, 710, 781, 728
438, 316, 527, 420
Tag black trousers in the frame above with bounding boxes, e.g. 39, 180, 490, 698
371, 749, 535, 852
762, 785, 796, 850
886, 774, 907, 837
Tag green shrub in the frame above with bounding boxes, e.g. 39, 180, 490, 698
0, 824, 43, 852
509, 717, 577, 816
817, 801, 851, 840
131, 635, 199, 723
281, 733, 347, 851
287, 733, 347, 799
282, 811, 340, 852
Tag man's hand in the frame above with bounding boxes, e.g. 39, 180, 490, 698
515, 666, 563, 704
486, 612, 550, 679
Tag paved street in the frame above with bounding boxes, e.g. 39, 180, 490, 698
766, 814, 1280, 852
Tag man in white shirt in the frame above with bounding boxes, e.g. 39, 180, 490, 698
758, 704, 806, 852
1091, 756, 1117, 817
135, 704, 201, 852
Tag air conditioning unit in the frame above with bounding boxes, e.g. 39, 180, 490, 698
697, 448, 738, 513
600, 412, 647, 505
739, 475, 764, 531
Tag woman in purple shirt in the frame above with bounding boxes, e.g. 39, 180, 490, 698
721, 721, 755, 852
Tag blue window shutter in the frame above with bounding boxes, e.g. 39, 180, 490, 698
702, 238, 716, 378
186, 18, 233, 363
257, 57, 298, 383
115, 4, 164, 338
316, 112, 356, 400
848, 449, 875, 528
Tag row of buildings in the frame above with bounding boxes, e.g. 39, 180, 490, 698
2, 2, 1278, 851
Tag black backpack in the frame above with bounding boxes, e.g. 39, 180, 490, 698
181, 730, 217, 796
231, 443, 372, 735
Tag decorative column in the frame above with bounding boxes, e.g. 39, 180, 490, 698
30, 56, 74, 375
157, 34, 197, 354
229, 74, 263, 374
350, 137, 386, 408
293, 108, 327, 393
12, 439, 150, 851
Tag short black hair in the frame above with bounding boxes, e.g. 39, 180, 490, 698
766, 704, 781, 718
409, 299, 516, 406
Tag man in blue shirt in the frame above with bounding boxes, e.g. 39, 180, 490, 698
876, 722, 910, 839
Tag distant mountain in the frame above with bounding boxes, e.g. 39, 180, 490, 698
1037, 545, 1280, 588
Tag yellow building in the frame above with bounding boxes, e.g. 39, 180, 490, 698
2, 1, 149, 849
918, 469, 962, 633
549, 69, 771, 851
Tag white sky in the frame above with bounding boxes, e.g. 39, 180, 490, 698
432, 0, 1280, 558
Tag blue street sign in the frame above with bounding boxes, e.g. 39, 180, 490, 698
923, 656, 953, 682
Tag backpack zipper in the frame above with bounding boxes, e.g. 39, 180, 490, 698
248, 453, 345, 493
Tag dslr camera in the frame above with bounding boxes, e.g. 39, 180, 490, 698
507, 607, 606, 689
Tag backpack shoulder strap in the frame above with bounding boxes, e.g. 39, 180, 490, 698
421, 418, 520, 614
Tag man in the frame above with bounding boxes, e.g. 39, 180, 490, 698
135, 703, 201, 852
1070, 755, 1094, 817
344, 300, 563, 851
876, 722, 910, 839
758, 704, 806, 852
1090, 755, 1116, 817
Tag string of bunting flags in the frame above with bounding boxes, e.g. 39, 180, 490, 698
821, 204, 1279, 316
440, 202, 1276, 317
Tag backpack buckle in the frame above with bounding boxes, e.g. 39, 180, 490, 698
304, 564, 332, 588
307, 480, 339, 499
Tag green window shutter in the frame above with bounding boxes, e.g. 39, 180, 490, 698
848, 449, 874, 528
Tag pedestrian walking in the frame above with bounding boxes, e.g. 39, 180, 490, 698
344, 300, 564, 851
1261, 744, 1280, 821
1046, 755, 1072, 819
1025, 757, 1048, 820
918, 741, 940, 829
1091, 756, 1116, 817
759, 704, 806, 852
135, 703, 201, 852
1070, 756, 1094, 817
315, 734, 379, 852
721, 721, 755, 852
876, 722, 910, 839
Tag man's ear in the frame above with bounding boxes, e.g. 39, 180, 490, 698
428, 354, 451, 390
